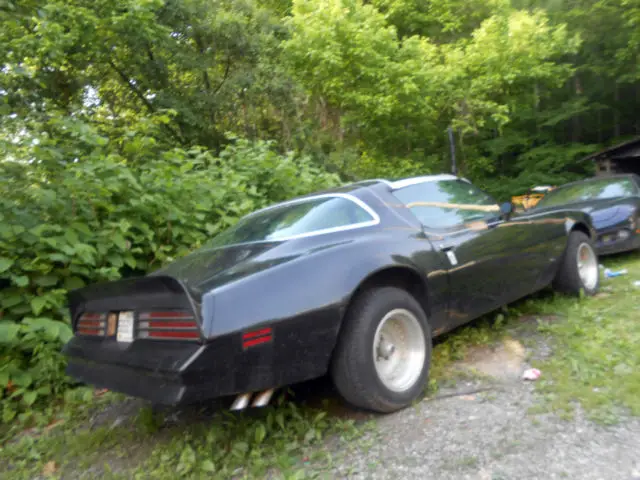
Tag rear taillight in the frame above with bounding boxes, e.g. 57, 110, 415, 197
137, 311, 200, 341
76, 313, 106, 336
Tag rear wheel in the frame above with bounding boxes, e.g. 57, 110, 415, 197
330, 286, 432, 413
553, 230, 600, 296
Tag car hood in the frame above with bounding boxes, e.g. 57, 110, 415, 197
533, 197, 634, 229
543, 197, 621, 212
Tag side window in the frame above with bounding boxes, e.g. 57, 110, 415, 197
392, 180, 500, 230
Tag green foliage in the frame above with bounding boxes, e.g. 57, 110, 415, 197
0, 394, 364, 478
372, 0, 509, 40
2, 0, 640, 437
284, 0, 581, 180
0, 0, 291, 151
0, 320, 71, 425
0, 117, 338, 424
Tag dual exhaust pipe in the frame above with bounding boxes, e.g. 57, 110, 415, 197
230, 388, 275, 411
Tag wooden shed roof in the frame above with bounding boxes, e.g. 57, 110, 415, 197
582, 136, 640, 162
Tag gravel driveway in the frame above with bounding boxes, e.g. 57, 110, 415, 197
319, 337, 640, 480
16, 326, 638, 480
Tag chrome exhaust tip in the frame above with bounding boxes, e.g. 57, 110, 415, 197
230, 392, 252, 411
251, 388, 275, 408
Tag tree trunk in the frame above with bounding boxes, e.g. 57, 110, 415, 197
534, 82, 540, 135
614, 83, 621, 138
572, 76, 582, 143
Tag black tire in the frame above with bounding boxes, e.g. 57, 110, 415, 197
552, 230, 600, 296
330, 286, 432, 413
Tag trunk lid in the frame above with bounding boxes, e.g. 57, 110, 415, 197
150, 241, 301, 296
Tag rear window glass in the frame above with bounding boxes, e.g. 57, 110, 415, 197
536, 177, 637, 208
203, 195, 376, 247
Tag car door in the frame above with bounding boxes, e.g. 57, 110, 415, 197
392, 178, 541, 327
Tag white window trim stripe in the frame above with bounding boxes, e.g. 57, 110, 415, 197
233, 193, 381, 243
388, 174, 466, 190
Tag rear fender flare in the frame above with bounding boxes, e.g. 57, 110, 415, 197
330, 261, 431, 355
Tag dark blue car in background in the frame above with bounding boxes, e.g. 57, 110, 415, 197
533, 174, 640, 255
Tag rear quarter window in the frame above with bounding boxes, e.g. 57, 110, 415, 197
204, 195, 378, 247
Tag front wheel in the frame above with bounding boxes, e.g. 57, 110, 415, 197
330, 286, 432, 413
553, 230, 600, 296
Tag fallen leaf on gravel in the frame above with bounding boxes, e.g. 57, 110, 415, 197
42, 461, 57, 476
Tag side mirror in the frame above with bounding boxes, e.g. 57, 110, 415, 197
499, 202, 513, 217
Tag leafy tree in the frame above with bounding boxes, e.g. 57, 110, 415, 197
3, 0, 640, 422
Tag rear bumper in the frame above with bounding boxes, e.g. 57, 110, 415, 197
62, 330, 324, 405
67, 359, 190, 405
63, 336, 210, 404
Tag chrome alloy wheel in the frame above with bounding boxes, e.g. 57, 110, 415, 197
372, 308, 426, 392
577, 242, 598, 290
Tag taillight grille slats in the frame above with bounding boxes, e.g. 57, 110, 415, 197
138, 311, 200, 341
139, 321, 197, 330
139, 311, 193, 320
75, 310, 200, 341
77, 313, 106, 336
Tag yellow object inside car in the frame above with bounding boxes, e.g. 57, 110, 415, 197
511, 186, 555, 210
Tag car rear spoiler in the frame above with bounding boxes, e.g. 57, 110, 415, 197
67, 275, 202, 328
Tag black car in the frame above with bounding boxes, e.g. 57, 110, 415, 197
63, 174, 600, 414
532, 174, 640, 255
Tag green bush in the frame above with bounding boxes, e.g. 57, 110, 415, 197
0, 131, 339, 424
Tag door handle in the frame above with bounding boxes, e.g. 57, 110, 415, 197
437, 245, 458, 266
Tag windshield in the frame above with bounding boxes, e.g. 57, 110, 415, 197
536, 177, 637, 208
392, 179, 500, 229
201, 195, 376, 248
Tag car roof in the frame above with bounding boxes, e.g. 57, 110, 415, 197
249, 173, 467, 216
552, 173, 639, 190
311, 173, 465, 196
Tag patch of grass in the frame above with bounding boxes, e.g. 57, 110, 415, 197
0, 393, 364, 479
441, 454, 479, 470
528, 251, 640, 423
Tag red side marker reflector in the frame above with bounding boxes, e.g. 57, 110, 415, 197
243, 335, 273, 348
242, 327, 273, 349
242, 328, 272, 340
